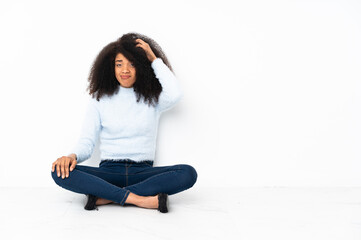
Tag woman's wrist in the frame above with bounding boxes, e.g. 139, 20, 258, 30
68, 153, 77, 161
150, 56, 157, 62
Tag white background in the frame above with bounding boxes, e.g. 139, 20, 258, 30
0, 0, 360, 188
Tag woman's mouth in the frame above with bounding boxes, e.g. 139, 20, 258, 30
120, 75, 131, 79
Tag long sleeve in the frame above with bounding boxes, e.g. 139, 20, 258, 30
70, 98, 101, 163
152, 58, 183, 113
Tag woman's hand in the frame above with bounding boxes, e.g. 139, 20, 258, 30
52, 155, 77, 179
135, 39, 157, 62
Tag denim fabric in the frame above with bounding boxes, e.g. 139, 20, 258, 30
51, 159, 198, 206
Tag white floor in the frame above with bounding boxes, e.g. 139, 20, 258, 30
1, 186, 360, 240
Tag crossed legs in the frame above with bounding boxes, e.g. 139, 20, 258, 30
51, 161, 197, 210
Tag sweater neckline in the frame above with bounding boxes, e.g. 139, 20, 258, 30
118, 85, 135, 94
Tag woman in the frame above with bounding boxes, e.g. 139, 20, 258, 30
51, 32, 198, 213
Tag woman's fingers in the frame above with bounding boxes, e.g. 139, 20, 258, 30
135, 39, 147, 50
70, 159, 77, 172
52, 156, 76, 179
61, 160, 66, 179
51, 161, 56, 172
136, 44, 144, 49
135, 38, 146, 45
56, 160, 61, 177
135, 39, 156, 62
64, 157, 70, 178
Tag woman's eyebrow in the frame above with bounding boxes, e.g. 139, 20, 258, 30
115, 59, 123, 62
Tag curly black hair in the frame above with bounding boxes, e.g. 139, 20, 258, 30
87, 32, 173, 106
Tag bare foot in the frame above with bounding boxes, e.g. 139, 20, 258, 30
125, 193, 159, 209
96, 198, 114, 206
138, 196, 158, 209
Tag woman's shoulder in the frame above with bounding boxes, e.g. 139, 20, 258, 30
90, 90, 119, 104
87, 94, 110, 108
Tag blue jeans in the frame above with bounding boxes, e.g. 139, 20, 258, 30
51, 159, 198, 206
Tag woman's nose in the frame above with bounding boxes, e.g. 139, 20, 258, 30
121, 66, 130, 73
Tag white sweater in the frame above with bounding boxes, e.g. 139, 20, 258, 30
70, 58, 183, 163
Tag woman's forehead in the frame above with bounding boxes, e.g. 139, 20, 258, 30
115, 53, 128, 60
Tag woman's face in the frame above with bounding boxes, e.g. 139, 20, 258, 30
114, 53, 136, 88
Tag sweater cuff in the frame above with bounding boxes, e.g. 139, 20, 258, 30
151, 58, 163, 68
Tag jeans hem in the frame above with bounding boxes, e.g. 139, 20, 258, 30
120, 190, 131, 206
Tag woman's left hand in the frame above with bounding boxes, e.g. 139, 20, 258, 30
135, 39, 157, 62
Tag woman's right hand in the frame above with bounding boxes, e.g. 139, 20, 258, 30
52, 155, 77, 179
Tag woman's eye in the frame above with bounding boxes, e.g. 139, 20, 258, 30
115, 63, 134, 67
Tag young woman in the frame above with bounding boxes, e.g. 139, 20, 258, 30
51, 32, 197, 213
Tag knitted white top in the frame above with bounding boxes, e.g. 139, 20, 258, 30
70, 58, 183, 163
